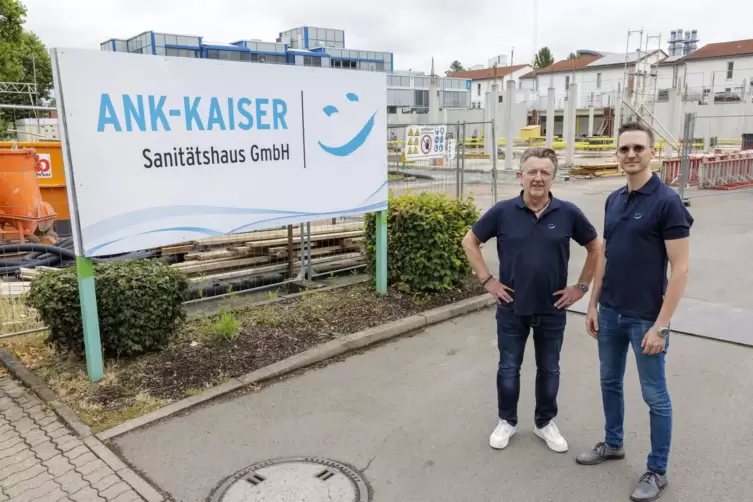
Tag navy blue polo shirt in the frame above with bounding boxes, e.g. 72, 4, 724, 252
472, 192, 598, 316
600, 173, 694, 322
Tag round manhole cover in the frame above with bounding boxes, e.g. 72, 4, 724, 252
208, 457, 369, 502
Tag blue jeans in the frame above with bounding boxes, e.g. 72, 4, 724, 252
496, 305, 565, 429
598, 306, 672, 474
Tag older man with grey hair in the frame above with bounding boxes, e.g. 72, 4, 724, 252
462, 147, 601, 453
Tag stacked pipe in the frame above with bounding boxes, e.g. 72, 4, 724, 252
0, 241, 156, 276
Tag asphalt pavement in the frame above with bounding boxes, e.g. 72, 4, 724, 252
110, 177, 753, 501
112, 308, 753, 501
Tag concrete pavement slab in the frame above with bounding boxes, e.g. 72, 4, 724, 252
113, 309, 753, 502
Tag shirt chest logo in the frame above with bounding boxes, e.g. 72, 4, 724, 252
633, 212, 643, 220
548, 223, 556, 229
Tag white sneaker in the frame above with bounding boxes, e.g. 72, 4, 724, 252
489, 419, 516, 449
534, 421, 568, 452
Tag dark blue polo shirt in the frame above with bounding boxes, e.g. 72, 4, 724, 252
600, 173, 694, 322
472, 192, 598, 316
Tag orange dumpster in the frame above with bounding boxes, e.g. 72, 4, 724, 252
0, 141, 69, 235
0, 149, 56, 243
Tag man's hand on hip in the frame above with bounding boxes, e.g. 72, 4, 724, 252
553, 285, 585, 309
485, 278, 514, 304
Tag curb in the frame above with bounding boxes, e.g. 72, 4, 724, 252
0, 348, 165, 502
97, 293, 497, 441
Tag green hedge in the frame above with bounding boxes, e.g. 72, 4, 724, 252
365, 193, 480, 292
28, 259, 188, 358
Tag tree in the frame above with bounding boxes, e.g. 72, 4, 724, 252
567, 52, 580, 60
533, 47, 554, 70
445, 60, 465, 76
0, 0, 53, 124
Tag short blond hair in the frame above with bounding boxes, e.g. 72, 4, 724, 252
520, 147, 558, 172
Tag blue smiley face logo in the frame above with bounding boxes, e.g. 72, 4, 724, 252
317, 93, 378, 157
634, 212, 643, 220
548, 223, 556, 229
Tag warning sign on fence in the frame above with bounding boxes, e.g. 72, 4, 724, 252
405, 125, 446, 160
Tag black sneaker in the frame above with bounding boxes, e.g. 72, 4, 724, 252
575, 441, 626, 465
630, 471, 668, 502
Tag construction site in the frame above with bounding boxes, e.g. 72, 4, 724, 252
2, 29, 753, 339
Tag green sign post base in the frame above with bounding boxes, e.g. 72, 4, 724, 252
375, 210, 388, 294
76, 256, 104, 382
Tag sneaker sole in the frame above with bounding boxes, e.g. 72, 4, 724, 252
629, 485, 666, 502
575, 453, 626, 465
533, 428, 568, 453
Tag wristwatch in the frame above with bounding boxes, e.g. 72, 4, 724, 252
654, 326, 670, 338
576, 282, 589, 293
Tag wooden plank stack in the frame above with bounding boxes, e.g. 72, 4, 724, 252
570, 163, 623, 177
0, 223, 367, 296
163, 222, 366, 284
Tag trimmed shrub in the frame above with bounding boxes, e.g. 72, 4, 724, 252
365, 193, 480, 292
28, 259, 188, 357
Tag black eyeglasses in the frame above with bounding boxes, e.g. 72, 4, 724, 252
617, 144, 646, 155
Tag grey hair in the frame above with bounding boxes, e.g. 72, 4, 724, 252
520, 147, 558, 173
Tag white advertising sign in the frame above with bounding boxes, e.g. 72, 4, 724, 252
35, 153, 52, 178
52, 49, 387, 257
404, 125, 446, 160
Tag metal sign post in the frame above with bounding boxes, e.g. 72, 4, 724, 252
375, 210, 387, 294
51, 49, 104, 382
678, 112, 696, 204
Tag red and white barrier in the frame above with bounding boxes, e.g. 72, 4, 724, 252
660, 156, 704, 187
699, 151, 753, 190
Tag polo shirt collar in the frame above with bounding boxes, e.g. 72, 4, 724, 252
619, 172, 661, 195
515, 190, 562, 210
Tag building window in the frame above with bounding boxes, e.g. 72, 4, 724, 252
207, 50, 250, 62
442, 91, 463, 108
252, 54, 286, 64
727, 61, 734, 79
330, 59, 356, 69
597, 73, 602, 89
565, 76, 570, 90
303, 56, 321, 66
387, 89, 412, 107
414, 89, 429, 108
165, 48, 198, 58
498, 95, 503, 103
477, 83, 481, 96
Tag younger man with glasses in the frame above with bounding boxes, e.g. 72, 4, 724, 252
577, 122, 693, 502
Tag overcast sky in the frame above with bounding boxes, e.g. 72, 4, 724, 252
24, 0, 751, 74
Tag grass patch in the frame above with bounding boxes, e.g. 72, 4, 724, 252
0, 293, 44, 335
0, 280, 485, 432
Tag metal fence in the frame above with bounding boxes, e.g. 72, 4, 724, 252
387, 121, 532, 214
1, 216, 367, 337
662, 112, 753, 200
1, 119, 548, 338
